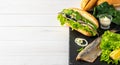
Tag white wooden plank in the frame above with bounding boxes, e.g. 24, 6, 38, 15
0, 14, 61, 26
0, 41, 68, 56
0, 56, 68, 65
0, 0, 74, 65
0, 27, 69, 65
0, 0, 80, 14
0, 41, 68, 65
0, 27, 69, 41
0, 0, 82, 26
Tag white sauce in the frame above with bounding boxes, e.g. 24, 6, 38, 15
99, 16, 111, 26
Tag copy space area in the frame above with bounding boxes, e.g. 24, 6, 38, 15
0, 0, 80, 65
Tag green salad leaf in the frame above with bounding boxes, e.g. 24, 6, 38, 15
93, 2, 120, 25
100, 31, 120, 64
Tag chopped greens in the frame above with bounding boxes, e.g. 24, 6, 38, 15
77, 47, 84, 52
100, 31, 120, 65
93, 2, 120, 25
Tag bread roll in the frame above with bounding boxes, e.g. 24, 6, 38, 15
97, 0, 120, 7
80, 0, 97, 11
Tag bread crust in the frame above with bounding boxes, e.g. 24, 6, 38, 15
66, 8, 99, 36
81, 0, 97, 11
81, 0, 89, 10
97, 0, 120, 7
72, 8, 99, 28
97, 0, 106, 5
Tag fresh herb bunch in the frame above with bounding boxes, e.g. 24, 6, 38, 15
93, 2, 120, 25
100, 31, 120, 64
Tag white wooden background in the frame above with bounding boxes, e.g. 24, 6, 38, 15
0, 0, 80, 65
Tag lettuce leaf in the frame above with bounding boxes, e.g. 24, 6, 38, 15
100, 31, 120, 64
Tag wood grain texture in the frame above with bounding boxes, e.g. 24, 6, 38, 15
0, 27, 68, 41
0, 14, 60, 26
0, 0, 80, 26
0, 0, 80, 65
0, 27, 69, 65
0, 0, 80, 14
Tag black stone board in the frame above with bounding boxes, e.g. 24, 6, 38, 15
69, 23, 120, 65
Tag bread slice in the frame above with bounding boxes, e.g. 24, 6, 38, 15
81, 0, 97, 11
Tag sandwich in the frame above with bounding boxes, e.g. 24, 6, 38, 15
97, 0, 120, 7
80, 0, 97, 11
57, 8, 99, 36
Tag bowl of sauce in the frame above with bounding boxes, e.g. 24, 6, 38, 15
98, 14, 112, 29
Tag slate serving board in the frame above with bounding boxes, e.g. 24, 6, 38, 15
69, 23, 120, 65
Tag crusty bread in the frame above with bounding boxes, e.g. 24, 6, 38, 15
81, 0, 89, 10
97, 0, 120, 7
97, 0, 107, 5
80, 0, 97, 11
66, 8, 99, 36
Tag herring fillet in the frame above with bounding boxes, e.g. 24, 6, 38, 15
76, 37, 102, 62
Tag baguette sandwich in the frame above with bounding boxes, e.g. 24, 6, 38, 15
57, 8, 99, 36
80, 0, 97, 11
97, 0, 120, 7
